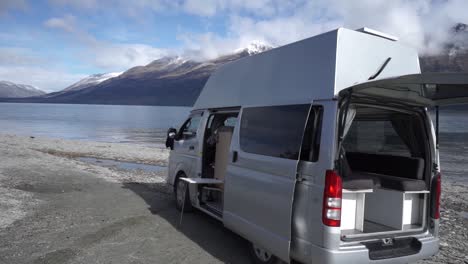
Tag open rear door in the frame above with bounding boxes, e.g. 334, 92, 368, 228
342, 73, 468, 106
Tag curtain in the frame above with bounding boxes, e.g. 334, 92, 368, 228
391, 115, 422, 157
340, 106, 356, 177
343, 106, 357, 137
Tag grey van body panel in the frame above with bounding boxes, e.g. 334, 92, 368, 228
306, 236, 438, 264
165, 27, 450, 263
193, 28, 420, 110
291, 100, 339, 262
167, 111, 207, 186
223, 107, 299, 262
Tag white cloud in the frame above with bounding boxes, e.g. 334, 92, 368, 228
44, 0, 468, 56
90, 43, 168, 70
0, 47, 43, 66
0, 47, 79, 92
5, 0, 468, 91
47, 0, 178, 17
47, 0, 99, 10
44, 15, 77, 33
0, 66, 87, 92
43, 14, 168, 71
178, 0, 468, 58
46, 0, 296, 18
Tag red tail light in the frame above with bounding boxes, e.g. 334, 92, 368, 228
433, 173, 441, 219
322, 170, 342, 227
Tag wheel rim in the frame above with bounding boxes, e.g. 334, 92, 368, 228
176, 180, 186, 207
253, 245, 272, 262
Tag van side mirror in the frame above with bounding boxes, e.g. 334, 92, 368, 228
166, 128, 177, 149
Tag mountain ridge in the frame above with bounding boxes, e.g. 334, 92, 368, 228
1, 38, 467, 106
0, 81, 46, 98
3, 44, 271, 106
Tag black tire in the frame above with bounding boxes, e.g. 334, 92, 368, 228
174, 174, 194, 212
249, 242, 279, 264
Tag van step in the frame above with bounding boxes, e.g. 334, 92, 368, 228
362, 237, 422, 260
201, 202, 223, 217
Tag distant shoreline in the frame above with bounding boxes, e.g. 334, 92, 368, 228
0, 100, 194, 108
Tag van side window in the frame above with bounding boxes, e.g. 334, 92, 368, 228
179, 114, 202, 140
240, 104, 310, 160
300, 105, 323, 162
224, 116, 237, 127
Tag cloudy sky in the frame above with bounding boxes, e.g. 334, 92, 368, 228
0, 0, 467, 92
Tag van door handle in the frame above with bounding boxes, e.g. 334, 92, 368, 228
232, 151, 238, 163
189, 146, 195, 150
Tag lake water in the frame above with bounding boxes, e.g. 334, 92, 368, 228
1, 104, 468, 144
0, 103, 467, 183
0, 103, 190, 146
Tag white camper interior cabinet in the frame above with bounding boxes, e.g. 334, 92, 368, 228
341, 188, 428, 236
365, 189, 428, 230
340, 189, 372, 232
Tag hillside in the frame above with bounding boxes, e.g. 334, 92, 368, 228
3, 44, 269, 106
1, 34, 467, 106
0, 81, 46, 98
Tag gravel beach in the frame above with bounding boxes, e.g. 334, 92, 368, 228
0, 133, 466, 264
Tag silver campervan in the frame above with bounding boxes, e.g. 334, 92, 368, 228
165, 27, 468, 264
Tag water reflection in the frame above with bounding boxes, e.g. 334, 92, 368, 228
0, 103, 190, 146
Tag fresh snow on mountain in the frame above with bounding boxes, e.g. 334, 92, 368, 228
64, 72, 123, 92
0, 81, 46, 98
63, 43, 268, 94
448, 23, 468, 58
1, 32, 466, 105
236, 41, 273, 55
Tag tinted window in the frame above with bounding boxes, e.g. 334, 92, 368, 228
224, 116, 237, 127
300, 106, 323, 162
343, 120, 411, 157
179, 114, 202, 139
240, 104, 310, 159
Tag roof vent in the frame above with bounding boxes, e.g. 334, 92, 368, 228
356, 27, 398, 41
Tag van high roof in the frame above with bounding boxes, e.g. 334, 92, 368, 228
193, 27, 420, 110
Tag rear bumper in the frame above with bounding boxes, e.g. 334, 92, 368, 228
307, 236, 439, 264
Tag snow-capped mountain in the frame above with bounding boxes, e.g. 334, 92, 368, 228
236, 41, 273, 55
3, 33, 464, 106
420, 23, 468, 72
0, 81, 45, 98
33, 43, 272, 106
63, 72, 123, 92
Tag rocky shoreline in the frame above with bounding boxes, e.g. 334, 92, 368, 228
0, 134, 466, 263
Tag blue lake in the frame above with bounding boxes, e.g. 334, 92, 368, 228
1, 103, 468, 144
0, 103, 190, 146
0, 103, 467, 183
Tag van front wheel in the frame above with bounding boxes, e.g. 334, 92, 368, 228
174, 175, 193, 212
249, 243, 278, 264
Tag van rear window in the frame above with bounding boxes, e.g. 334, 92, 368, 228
240, 104, 309, 160
344, 120, 412, 157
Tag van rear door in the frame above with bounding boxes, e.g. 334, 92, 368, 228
343, 73, 468, 106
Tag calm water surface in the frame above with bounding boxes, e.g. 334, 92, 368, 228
0, 103, 467, 183
0, 103, 190, 146
1, 104, 468, 143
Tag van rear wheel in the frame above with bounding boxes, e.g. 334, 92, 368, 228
174, 175, 193, 212
249, 243, 278, 264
